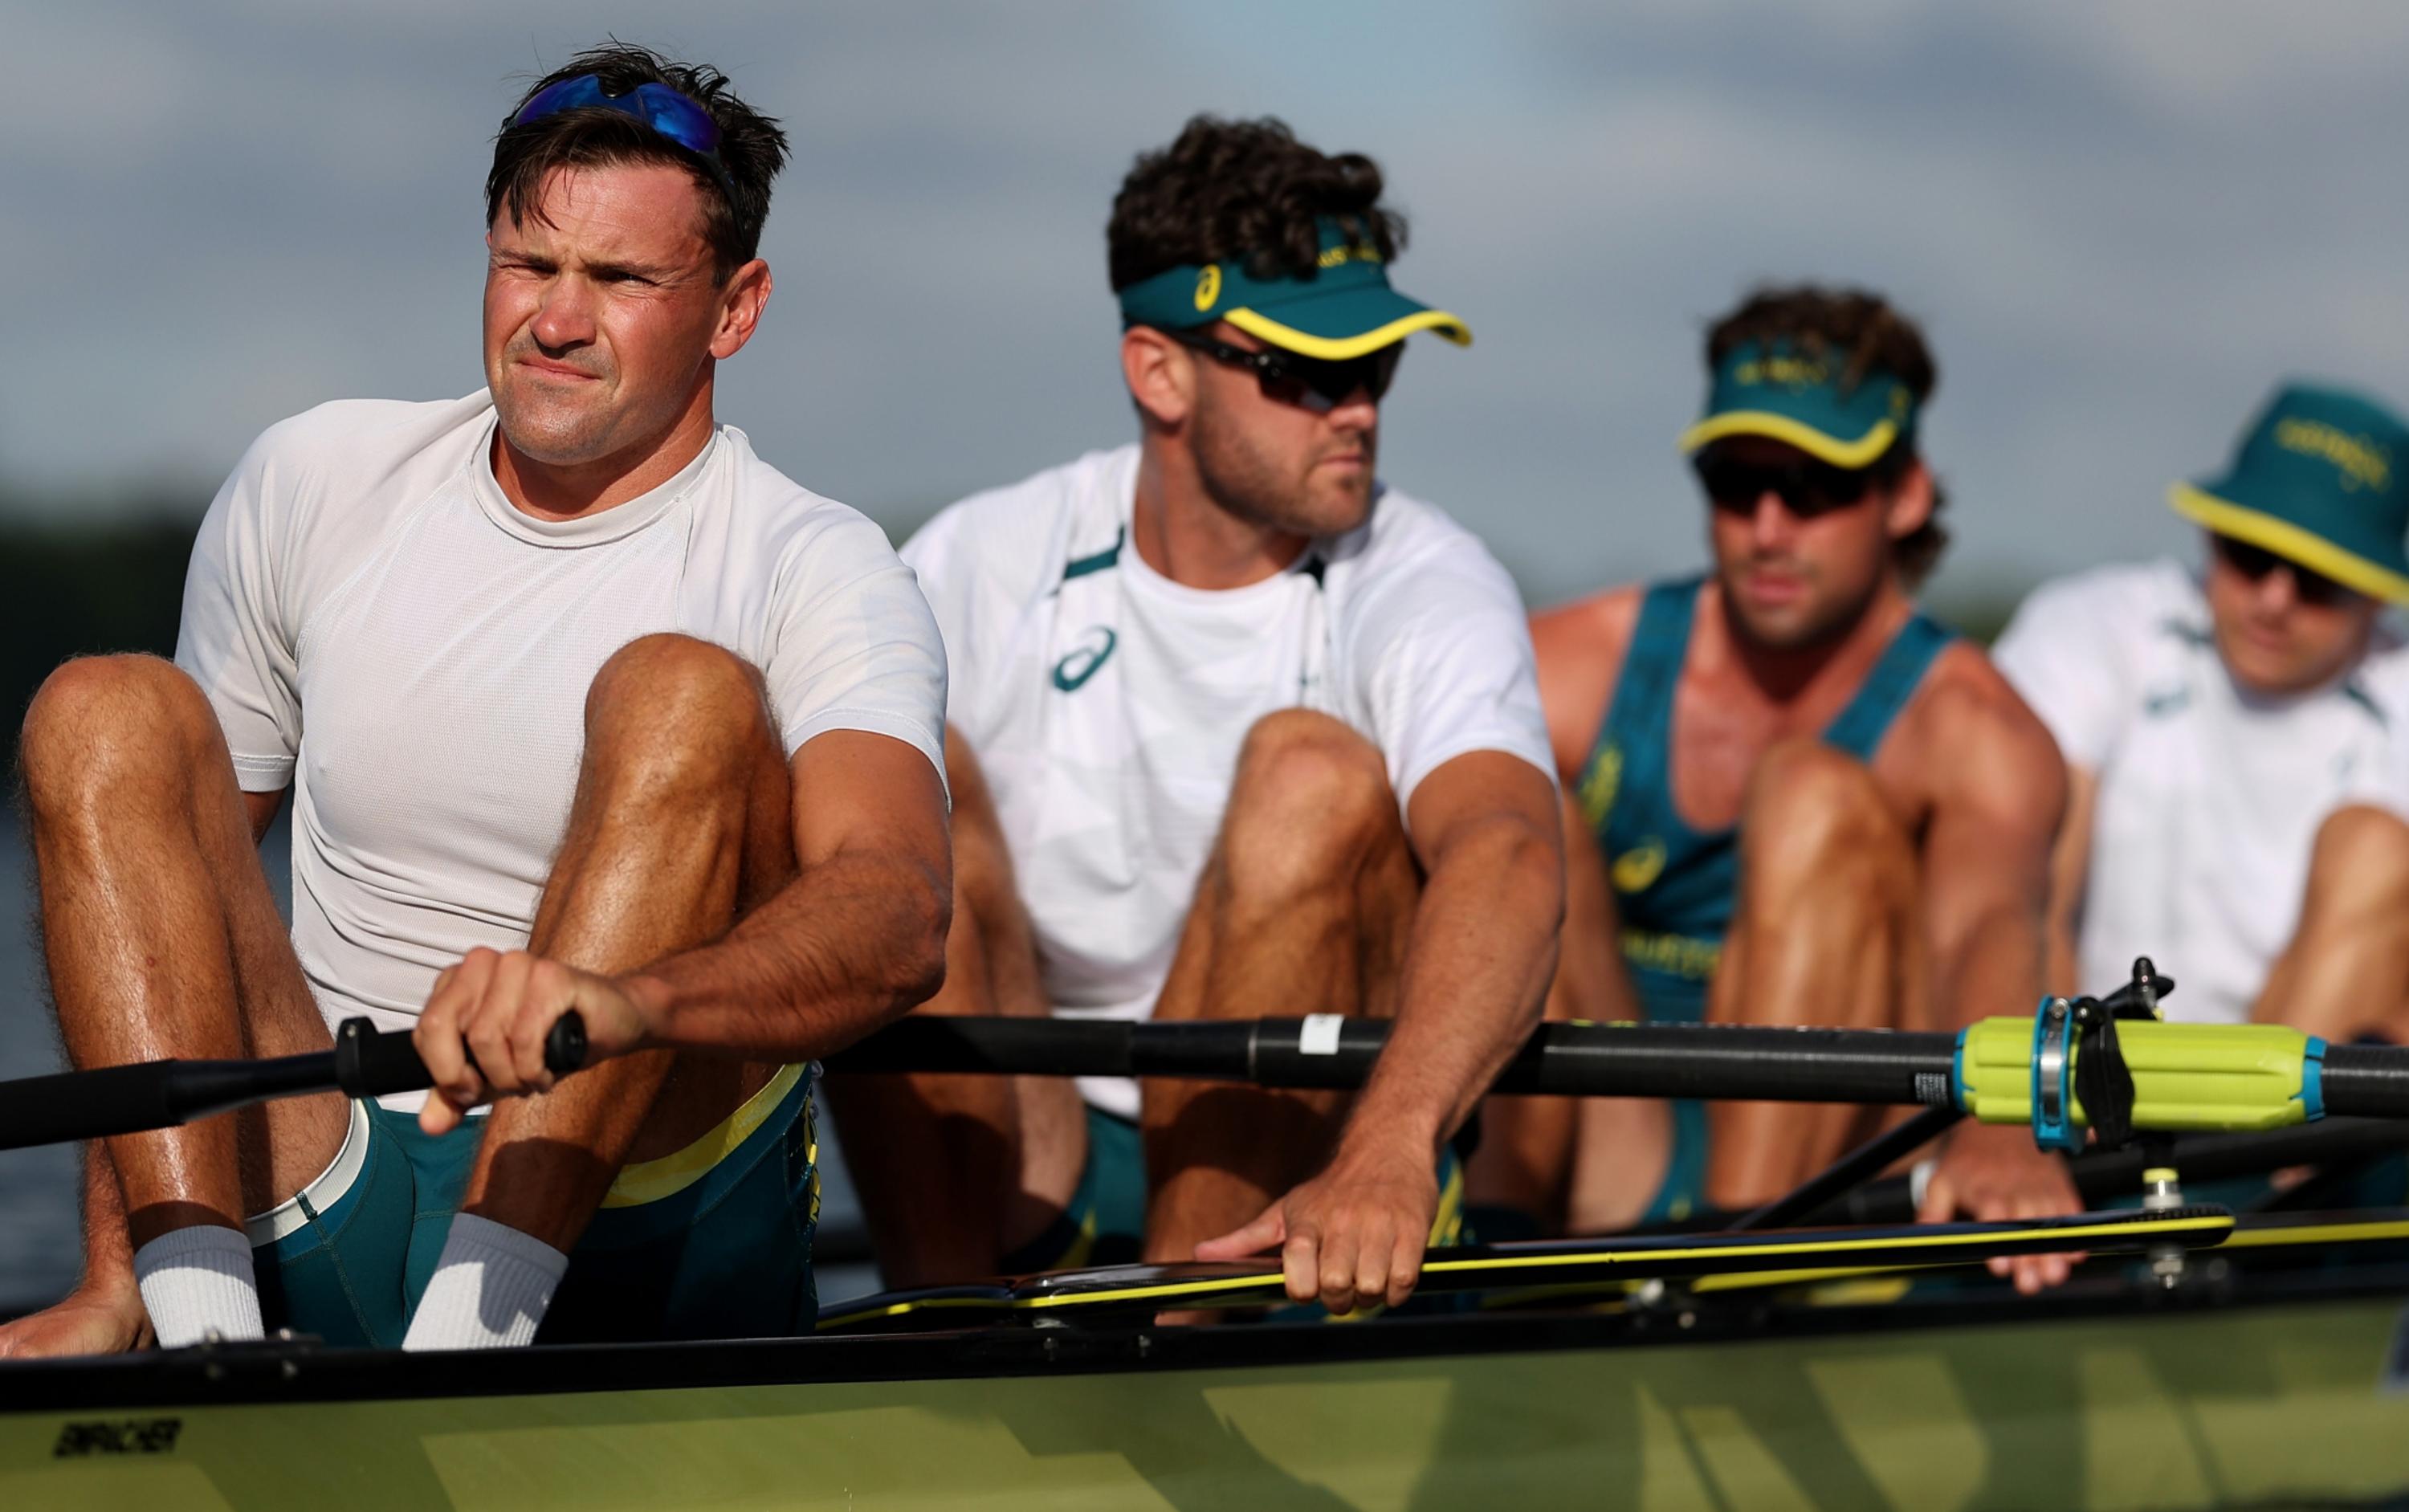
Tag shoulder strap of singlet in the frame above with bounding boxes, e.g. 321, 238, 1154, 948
1579, 577, 1705, 825
1821, 610, 1956, 761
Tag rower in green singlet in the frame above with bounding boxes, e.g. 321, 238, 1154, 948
1582, 574, 1953, 1221
1468, 285, 2090, 1294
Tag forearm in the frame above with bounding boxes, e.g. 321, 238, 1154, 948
1935, 900, 2048, 1032
1343, 819, 1562, 1157
77, 1142, 137, 1291
630, 849, 949, 1059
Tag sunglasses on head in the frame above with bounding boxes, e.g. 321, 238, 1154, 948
2210, 534, 2359, 607
1692, 446, 1880, 520
506, 74, 736, 203
1157, 327, 1402, 414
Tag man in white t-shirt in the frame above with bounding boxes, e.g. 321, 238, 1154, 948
831, 116, 1563, 1315
0, 46, 949, 1359
1996, 382, 2409, 1039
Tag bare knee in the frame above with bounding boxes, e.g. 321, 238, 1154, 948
19, 655, 222, 819
583, 634, 774, 798
1217, 711, 1395, 902
1740, 740, 1902, 890
2304, 805, 2409, 919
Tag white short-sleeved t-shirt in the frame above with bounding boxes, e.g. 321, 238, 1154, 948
902, 444, 1552, 1116
1994, 558, 2409, 1025
177, 392, 948, 1102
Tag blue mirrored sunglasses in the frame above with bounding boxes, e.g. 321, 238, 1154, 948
506, 75, 735, 202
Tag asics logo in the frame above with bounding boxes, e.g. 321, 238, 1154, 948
2141, 684, 2191, 719
1052, 628, 1118, 692
1612, 838, 1667, 893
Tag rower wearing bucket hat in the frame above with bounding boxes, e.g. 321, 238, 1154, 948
831, 116, 1560, 1317
1470, 286, 2084, 1293
1997, 383, 2409, 1041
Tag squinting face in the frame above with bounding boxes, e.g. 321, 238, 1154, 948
1702, 437, 1926, 650
1184, 324, 1384, 537
483, 162, 735, 469
2203, 534, 2379, 695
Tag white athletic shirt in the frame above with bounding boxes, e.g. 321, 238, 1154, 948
176, 392, 948, 1105
1994, 559, 2409, 1025
902, 444, 1553, 1116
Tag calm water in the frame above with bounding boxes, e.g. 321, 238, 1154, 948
0, 813, 878, 1313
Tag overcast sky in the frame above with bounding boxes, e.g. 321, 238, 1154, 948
2, 1, 2403, 607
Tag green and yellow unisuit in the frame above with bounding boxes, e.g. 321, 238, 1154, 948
248, 1064, 819, 1346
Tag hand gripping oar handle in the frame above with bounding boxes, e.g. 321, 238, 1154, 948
0, 1013, 588, 1152
332, 1013, 589, 1099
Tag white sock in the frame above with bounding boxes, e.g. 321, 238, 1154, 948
133, 1225, 264, 1349
401, 1213, 569, 1351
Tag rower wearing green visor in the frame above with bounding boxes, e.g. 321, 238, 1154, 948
1468, 286, 2085, 1294
829, 116, 1562, 1318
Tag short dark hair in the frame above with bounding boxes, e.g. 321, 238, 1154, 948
1706, 285, 1950, 585
1107, 115, 1405, 292
487, 44, 789, 283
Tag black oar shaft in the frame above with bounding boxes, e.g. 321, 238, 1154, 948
825, 1017, 1967, 1106
0, 1051, 340, 1153
2317, 1045, 2409, 1119
0, 1017, 587, 1152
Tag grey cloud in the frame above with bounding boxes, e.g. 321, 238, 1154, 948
2, 2, 2404, 614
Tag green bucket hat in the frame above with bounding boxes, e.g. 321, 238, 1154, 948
1677, 340, 1918, 469
2168, 382, 2409, 604
1115, 217, 1470, 361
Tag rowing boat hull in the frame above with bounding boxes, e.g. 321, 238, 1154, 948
6, 1278, 2409, 1510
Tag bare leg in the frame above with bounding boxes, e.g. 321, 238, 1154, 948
1702, 740, 1924, 1209
2253, 805, 2409, 1043
1142, 711, 1419, 1264
459, 635, 797, 1251
824, 728, 1083, 1287
1467, 792, 1660, 1234
18, 655, 341, 1249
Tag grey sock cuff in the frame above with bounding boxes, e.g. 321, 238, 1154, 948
132, 1225, 264, 1349
401, 1213, 569, 1351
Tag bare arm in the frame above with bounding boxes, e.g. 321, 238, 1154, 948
1911, 678, 2085, 1290
2044, 766, 2097, 997
1198, 749, 1563, 1311
627, 732, 952, 1057
243, 789, 286, 846
414, 732, 952, 1124
1918, 685, 2065, 1034
1349, 750, 1566, 1152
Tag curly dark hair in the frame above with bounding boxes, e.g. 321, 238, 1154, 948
1107, 115, 1406, 292
1706, 285, 1949, 586
487, 43, 790, 284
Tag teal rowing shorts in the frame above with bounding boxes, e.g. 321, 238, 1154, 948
1001, 1105, 1466, 1276
247, 1063, 819, 1347
1641, 1098, 1710, 1226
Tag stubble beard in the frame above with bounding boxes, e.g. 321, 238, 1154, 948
1189, 393, 1376, 539
489, 336, 645, 468
1723, 557, 1881, 654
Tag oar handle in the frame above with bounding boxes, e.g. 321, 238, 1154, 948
332, 1013, 589, 1098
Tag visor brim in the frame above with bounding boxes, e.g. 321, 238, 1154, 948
1677, 413, 1898, 470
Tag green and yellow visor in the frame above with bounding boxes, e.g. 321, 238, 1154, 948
1115, 217, 1470, 361
1678, 341, 1918, 469
2169, 381, 2409, 605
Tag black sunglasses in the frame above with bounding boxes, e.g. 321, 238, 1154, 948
1693, 446, 1879, 520
1157, 327, 1402, 414
2211, 534, 2359, 607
